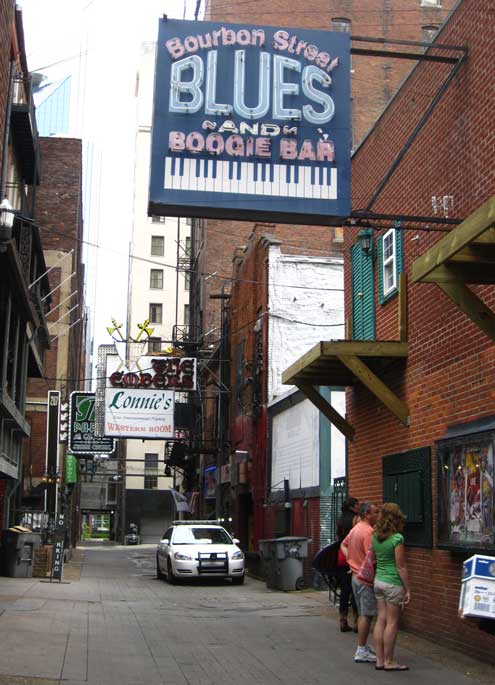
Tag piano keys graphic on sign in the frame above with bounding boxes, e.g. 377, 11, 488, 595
164, 157, 337, 200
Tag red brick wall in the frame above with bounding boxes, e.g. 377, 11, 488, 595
207, 0, 456, 146
345, 0, 495, 659
24, 138, 85, 488
0, 1, 15, 179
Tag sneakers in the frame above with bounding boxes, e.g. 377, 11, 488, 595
354, 646, 377, 663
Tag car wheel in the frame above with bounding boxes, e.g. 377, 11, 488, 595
232, 575, 245, 585
156, 556, 165, 580
167, 558, 177, 584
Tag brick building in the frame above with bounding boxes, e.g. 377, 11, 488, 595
188, 0, 455, 518
0, 2, 51, 539
23, 136, 86, 547
285, 0, 495, 659
222, 226, 344, 576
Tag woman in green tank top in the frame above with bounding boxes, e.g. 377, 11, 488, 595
372, 503, 411, 671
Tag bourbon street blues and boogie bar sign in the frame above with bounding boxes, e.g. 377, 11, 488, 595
149, 19, 351, 225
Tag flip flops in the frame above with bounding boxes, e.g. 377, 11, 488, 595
383, 664, 409, 671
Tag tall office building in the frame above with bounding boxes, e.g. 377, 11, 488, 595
125, 43, 190, 540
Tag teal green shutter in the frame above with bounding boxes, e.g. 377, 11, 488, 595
382, 448, 432, 548
351, 243, 375, 340
396, 228, 403, 276
383, 471, 423, 524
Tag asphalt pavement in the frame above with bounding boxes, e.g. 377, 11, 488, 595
0, 542, 492, 685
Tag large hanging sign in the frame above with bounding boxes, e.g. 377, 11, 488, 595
69, 392, 115, 455
149, 19, 351, 225
104, 355, 176, 439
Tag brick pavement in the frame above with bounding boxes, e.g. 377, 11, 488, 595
0, 543, 492, 685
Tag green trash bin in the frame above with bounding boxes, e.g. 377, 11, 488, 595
1, 530, 41, 578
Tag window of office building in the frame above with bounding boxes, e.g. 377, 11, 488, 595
151, 235, 164, 256
144, 453, 159, 490
184, 271, 190, 291
421, 0, 441, 7
150, 269, 163, 289
151, 215, 166, 223
148, 337, 162, 353
183, 304, 190, 325
149, 303, 162, 324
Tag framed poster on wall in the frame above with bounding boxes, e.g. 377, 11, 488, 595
437, 428, 495, 551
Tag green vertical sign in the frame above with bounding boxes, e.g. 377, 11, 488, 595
65, 453, 77, 484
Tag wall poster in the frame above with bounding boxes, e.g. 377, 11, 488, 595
437, 431, 495, 549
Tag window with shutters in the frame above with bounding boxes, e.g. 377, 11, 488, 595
437, 427, 495, 552
351, 242, 375, 340
382, 447, 432, 547
378, 228, 403, 304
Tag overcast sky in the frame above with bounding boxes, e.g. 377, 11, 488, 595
18, 0, 193, 384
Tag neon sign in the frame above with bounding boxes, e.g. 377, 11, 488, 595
149, 19, 351, 225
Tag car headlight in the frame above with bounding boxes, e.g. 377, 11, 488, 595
231, 550, 244, 560
174, 552, 192, 561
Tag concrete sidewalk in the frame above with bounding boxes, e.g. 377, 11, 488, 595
0, 543, 492, 685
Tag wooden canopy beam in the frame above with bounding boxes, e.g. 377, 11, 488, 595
295, 382, 355, 441
412, 196, 495, 283
436, 281, 495, 342
420, 263, 495, 285
336, 354, 409, 426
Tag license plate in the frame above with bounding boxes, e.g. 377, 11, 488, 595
202, 561, 224, 567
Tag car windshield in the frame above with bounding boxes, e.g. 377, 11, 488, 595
173, 527, 232, 545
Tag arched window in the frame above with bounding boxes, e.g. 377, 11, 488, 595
331, 17, 351, 33
422, 25, 438, 43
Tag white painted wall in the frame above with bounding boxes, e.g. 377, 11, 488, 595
268, 248, 346, 490
270, 389, 346, 491
126, 43, 190, 491
272, 398, 320, 490
268, 246, 344, 401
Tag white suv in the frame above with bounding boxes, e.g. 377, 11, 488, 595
156, 521, 245, 584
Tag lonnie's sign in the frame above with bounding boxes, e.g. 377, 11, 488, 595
149, 19, 351, 225
103, 355, 191, 439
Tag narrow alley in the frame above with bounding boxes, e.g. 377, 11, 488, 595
0, 543, 491, 685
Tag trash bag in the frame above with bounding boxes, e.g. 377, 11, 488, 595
312, 540, 342, 602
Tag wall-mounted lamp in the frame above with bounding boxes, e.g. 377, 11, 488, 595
357, 228, 374, 256
0, 198, 14, 240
